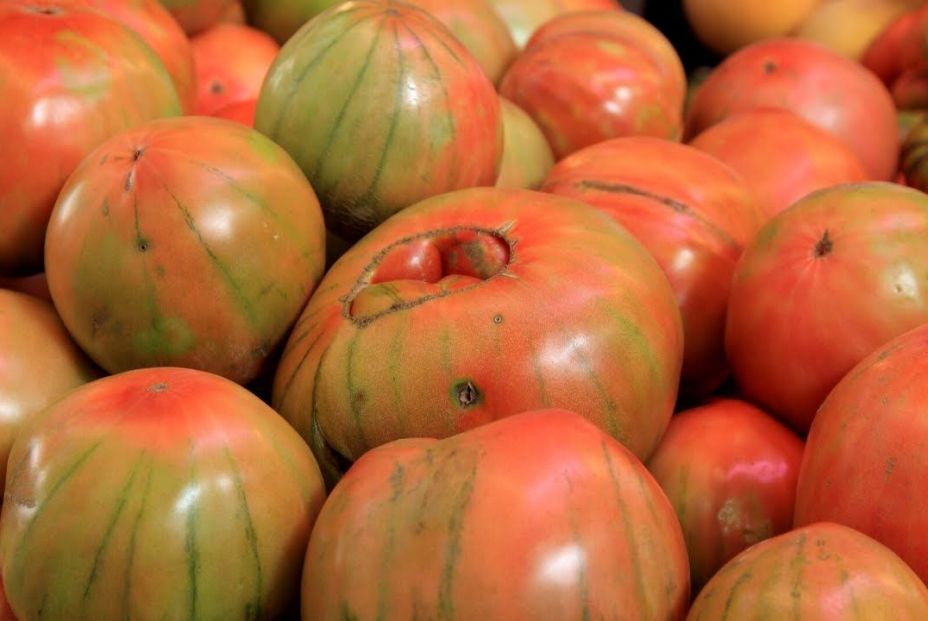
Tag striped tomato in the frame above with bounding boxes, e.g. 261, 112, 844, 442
0, 0, 181, 277
647, 398, 804, 590
272, 187, 683, 485
302, 409, 689, 620
255, 0, 502, 241
44, 117, 326, 385
500, 23, 683, 159
487, 0, 623, 48
0, 367, 325, 621
688, 523, 928, 619
495, 97, 555, 190
794, 323, 928, 584
541, 137, 765, 397
725, 182, 928, 432
0, 290, 99, 497
526, 10, 687, 108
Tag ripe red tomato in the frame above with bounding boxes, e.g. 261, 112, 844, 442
725, 182, 928, 432
191, 23, 279, 116
0, 1, 181, 276
647, 398, 804, 590
685, 38, 899, 180
795, 322, 928, 584
302, 409, 690, 619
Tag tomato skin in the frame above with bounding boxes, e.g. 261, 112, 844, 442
301, 409, 689, 621
685, 38, 899, 181
0, 289, 100, 498
794, 322, 928, 585
725, 181, 928, 432
647, 398, 804, 590
689, 108, 868, 218
688, 522, 928, 619
212, 99, 258, 127
500, 32, 682, 160
191, 23, 279, 116
541, 137, 765, 397
0, 1, 181, 277
495, 97, 555, 190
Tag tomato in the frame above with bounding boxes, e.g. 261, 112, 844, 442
302, 409, 689, 620
685, 38, 899, 180
647, 398, 804, 590
0, 0, 181, 276
794, 322, 928, 584
273, 187, 683, 485
725, 182, 928, 432
0, 367, 325, 621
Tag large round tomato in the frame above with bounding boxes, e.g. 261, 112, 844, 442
0, 0, 181, 276
794, 322, 928, 584
0, 367, 325, 621
302, 409, 689, 620
685, 38, 899, 181
526, 10, 687, 108
272, 187, 684, 485
44, 117, 327, 385
647, 398, 804, 590
725, 182, 928, 432
541, 137, 765, 397
255, 0, 502, 241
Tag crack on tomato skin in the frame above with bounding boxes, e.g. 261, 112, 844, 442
340, 224, 517, 328
148, 382, 169, 393
576, 180, 692, 213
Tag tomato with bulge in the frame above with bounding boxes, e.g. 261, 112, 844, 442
272, 187, 684, 486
